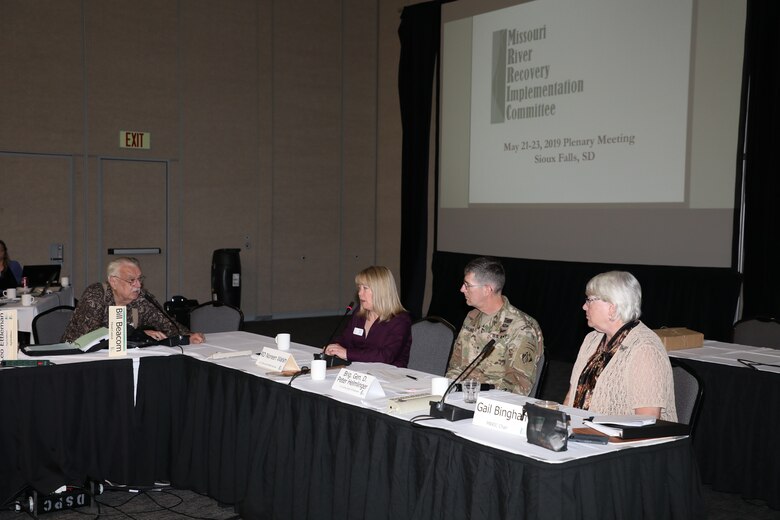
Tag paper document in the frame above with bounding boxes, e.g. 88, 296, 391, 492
592, 415, 656, 427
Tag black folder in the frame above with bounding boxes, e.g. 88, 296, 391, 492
585, 419, 689, 440
617, 419, 689, 439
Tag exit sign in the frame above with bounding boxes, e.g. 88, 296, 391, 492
119, 131, 151, 149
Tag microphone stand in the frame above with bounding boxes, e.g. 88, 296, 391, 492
317, 301, 354, 367
141, 291, 190, 347
429, 339, 496, 421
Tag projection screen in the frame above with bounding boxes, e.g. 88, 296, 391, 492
438, 0, 745, 267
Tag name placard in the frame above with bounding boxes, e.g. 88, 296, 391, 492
332, 368, 385, 399
108, 306, 127, 357
255, 347, 300, 373
472, 396, 528, 437
0, 309, 18, 361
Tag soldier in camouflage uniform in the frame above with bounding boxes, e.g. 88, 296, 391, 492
445, 257, 544, 395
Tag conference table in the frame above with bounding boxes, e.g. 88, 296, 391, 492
1, 332, 704, 519
0, 286, 74, 333
669, 340, 780, 510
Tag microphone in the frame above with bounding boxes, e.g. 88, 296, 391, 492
429, 339, 496, 421
140, 290, 190, 347
318, 301, 354, 367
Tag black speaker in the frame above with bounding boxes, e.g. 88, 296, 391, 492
211, 248, 241, 308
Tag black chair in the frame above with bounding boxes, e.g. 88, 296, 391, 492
408, 316, 456, 376
188, 301, 244, 333
528, 351, 549, 399
670, 357, 704, 437
732, 316, 780, 349
32, 305, 76, 344
164, 295, 199, 328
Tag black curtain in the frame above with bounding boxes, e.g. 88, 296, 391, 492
398, 2, 440, 318
428, 251, 741, 362
740, 1, 780, 318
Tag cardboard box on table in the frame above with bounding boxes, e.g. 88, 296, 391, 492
653, 327, 704, 351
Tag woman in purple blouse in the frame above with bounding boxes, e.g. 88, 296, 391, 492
324, 266, 412, 367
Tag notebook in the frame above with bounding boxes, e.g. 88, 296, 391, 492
22, 327, 109, 356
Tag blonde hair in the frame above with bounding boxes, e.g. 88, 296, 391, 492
355, 266, 405, 321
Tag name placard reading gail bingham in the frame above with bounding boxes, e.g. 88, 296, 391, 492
472, 396, 527, 436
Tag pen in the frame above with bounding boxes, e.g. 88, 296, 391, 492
406, 374, 418, 380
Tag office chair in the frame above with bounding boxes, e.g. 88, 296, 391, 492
670, 357, 704, 437
408, 316, 456, 376
32, 305, 76, 344
528, 351, 548, 399
732, 317, 780, 349
189, 301, 244, 333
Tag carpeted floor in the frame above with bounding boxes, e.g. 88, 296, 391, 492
0, 486, 240, 520
3, 484, 779, 520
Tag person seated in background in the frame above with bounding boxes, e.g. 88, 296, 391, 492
61, 256, 204, 344
0, 240, 21, 291
564, 271, 677, 421
445, 256, 544, 395
324, 265, 412, 367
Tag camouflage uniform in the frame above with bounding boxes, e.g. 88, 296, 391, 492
446, 296, 543, 395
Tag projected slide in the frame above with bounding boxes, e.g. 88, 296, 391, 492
468, 0, 693, 204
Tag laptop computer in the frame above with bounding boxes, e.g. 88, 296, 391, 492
21, 264, 61, 296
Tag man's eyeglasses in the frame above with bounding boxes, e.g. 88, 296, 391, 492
462, 281, 486, 290
112, 275, 145, 286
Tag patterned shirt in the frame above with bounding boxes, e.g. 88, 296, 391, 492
446, 296, 544, 395
61, 282, 189, 342
566, 322, 678, 421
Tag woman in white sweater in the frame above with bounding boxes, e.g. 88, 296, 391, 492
564, 271, 677, 421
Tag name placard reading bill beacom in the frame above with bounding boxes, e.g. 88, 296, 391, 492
108, 306, 127, 357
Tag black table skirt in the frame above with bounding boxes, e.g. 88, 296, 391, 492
1, 356, 705, 519
686, 358, 780, 509
0, 359, 136, 503
135, 356, 704, 520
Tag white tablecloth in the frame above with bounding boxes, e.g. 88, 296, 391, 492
0, 286, 74, 333
668, 339, 780, 373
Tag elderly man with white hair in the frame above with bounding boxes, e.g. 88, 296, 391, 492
62, 256, 204, 344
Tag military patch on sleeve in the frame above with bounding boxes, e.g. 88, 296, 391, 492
499, 317, 513, 334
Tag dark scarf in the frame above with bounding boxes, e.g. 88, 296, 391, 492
572, 320, 640, 410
